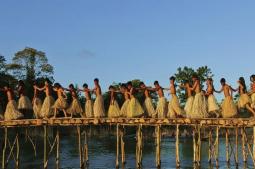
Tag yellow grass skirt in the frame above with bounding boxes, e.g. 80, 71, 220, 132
208, 95, 219, 112
168, 94, 183, 118
144, 97, 156, 117
67, 98, 83, 116
156, 97, 167, 118
33, 98, 42, 118
238, 93, 251, 109
85, 100, 93, 118
251, 93, 255, 109
18, 96, 32, 110
127, 98, 144, 118
40, 96, 55, 118
222, 96, 237, 118
190, 93, 208, 118
0, 105, 4, 120
52, 96, 68, 109
4, 100, 24, 120
185, 96, 194, 118
120, 99, 130, 117
108, 100, 121, 118
93, 95, 105, 118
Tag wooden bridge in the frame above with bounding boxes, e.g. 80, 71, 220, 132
0, 118, 255, 169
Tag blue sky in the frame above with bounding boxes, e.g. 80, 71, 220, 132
0, 0, 255, 93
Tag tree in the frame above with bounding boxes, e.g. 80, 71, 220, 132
174, 66, 213, 105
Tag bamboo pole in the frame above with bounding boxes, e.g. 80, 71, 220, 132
253, 127, 255, 164
56, 128, 60, 169
84, 129, 88, 165
193, 129, 196, 164
43, 126, 48, 169
197, 126, 201, 166
77, 126, 83, 169
208, 129, 212, 164
235, 127, 238, 166
215, 127, 219, 167
241, 128, 247, 163
175, 124, 180, 168
226, 129, 229, 164
155, 125, 161, 168
116, 124, 119, 168
136, 125, 142, 168
16, 132, 20, 169
2, 128, 7, 169
120, 127, 125, 165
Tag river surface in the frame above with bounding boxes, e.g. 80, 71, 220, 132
0, 127, 254, 169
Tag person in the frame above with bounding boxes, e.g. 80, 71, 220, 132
139, 82, 156, 117
93, 78, 105, 117
180, 81, 193, 118
236, 77, 255, 116
153, 81, 168, 118
52, 83, 68, 118
35, 79, 55, 118
17, 80, 33, 118
250, 75, 255, 109
215, 78, 237, 118
167, 76, 183, 118
108, 85, 121, 118
33, 81, 42, 118
66, 84, 83, 118
190, 74, 208, 118
205, 78, 220, 117
126, 81, 144, 118
120, 83, 130, 117
81, 83, 93, 118
0, 84, 23, 120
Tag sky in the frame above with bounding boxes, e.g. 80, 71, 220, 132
0, 0, 255, 93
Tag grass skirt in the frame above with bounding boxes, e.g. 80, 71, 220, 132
33, 98, 42, 118
40, 96, 55, 118
18, 96, 32, 110
108, 100, 121, 118
143, 97, 156, 117
52, 96, 68, 109
120, 99, 130, 117
185, 96, 194, 118
238, 94, 251, 109
251, 93, 255, 109
67, 98, 83, 116
222, 96, 237, 118
208, 95, 219, 112
127, 98, 144, 118
4, 100, 24, 120
190, 93, 208, 118
156, 97, 167, 118
85, 100, 93, 118
93, 95, 105, 118
168, 94, 183, 118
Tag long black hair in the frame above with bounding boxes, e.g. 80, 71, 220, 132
239, 77, 247, 93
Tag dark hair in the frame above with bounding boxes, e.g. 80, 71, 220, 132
45, 78, 52, 84
94, 78, 99, 82
250, 74, 255, 82
109, 85, 114, 90
54, 83, 61, 88
139, 82, 145, 86
192, 74, 198, 79
220, 78, 226, 84
83, 83, 88, 88
207, 78, 213, 82
69, 84, 74, 89
154, 81, 159, 85
239, 77, 247, 93
127, 81, 132, 86
169, 76, 175, 81
18, 80, 25, 87
121, 83, 127, 89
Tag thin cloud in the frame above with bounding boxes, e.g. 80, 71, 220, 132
78, 49, 96, 59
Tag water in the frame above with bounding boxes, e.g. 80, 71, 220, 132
1, 127, 254, 169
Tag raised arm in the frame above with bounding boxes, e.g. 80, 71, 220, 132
35, 86, 46, 91
190, 81, 198, 91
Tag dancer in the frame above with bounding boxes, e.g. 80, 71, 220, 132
167, 76, 183, 118
205, 78, 220, 117
81, 83, 93, 118
33, 81, 42, 118
36, 79, 55, 118
52, 83, 68, 118
236, 77, 255, 116
108, 86, 121, 118
126, 81, 144, 118
66, 84, 83, 117
17, 80, 33, 118
190, 74, 208, 118
216, 78, 237, 118
250, 75, 255, 109
180, 81, 193, 118
139, 82, 156, 117
93, 78, 105, 117
153, 81, 167, 118
0, 84, 23, 120
120, 83, 130, 117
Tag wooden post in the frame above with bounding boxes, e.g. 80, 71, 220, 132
253, 127, 255, 164
77, 126, 83, 169
84, 129, 88, 165
116, 124, 119, 168
193, 129, 196, 164
120, 126, 125, 165
235, 127, 238, 166
215, 127, 219, 167
197, 126, 201, 166
56, 128, 60, 169
226, 129, 229, 164
208, 129, 212, 164
175, 124, 180, 168
43, 126, 48, 169
16, 131, 20, 169
136, 125, 142, 168
241, 128, 247, 163
155, 125, 161, 168
2, 128, 7, 169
